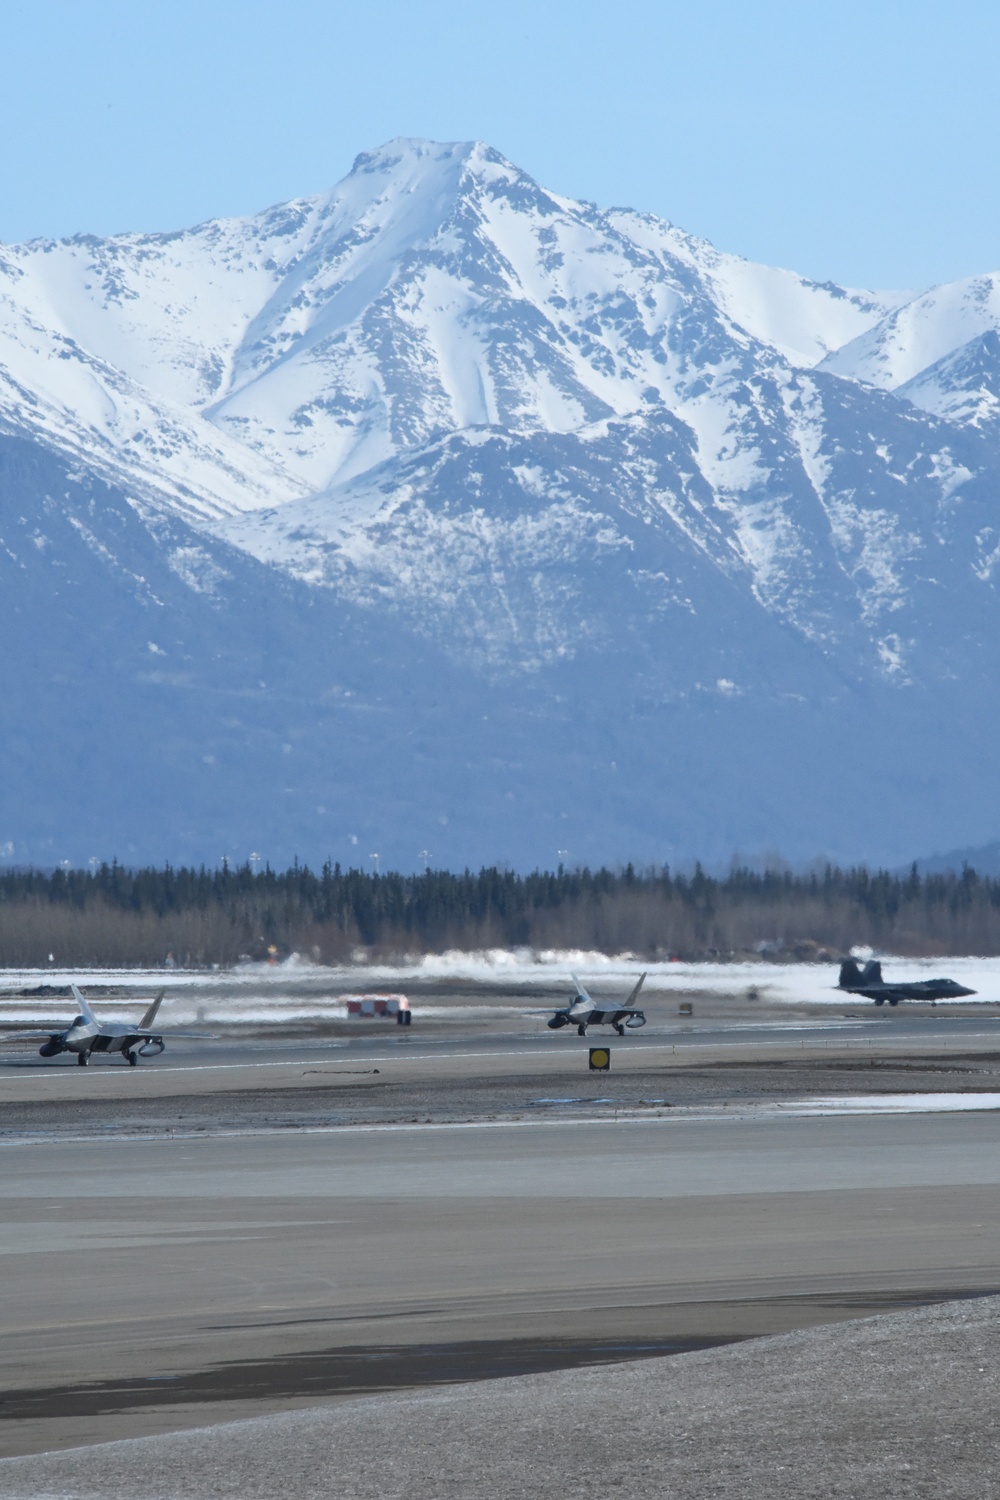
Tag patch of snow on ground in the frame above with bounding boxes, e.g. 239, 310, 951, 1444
770, 1093, 1000, 1115
3, 952, 998, 1008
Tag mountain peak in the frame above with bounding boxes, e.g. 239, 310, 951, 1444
339, 136, 516, 213
348, 136, 523, 182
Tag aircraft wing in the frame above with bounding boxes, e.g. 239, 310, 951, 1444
128, 1029, 217, 1039
0, 1030, 65, 1041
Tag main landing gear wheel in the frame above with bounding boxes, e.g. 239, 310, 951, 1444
125, 1051, 138, 1066
615, 1024, 626, 1036
77, 1052, 89, 1066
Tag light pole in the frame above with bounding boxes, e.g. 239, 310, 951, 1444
369, 853, 380, 876
418, 849, 430, 872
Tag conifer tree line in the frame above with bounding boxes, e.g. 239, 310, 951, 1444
0, 859, 998, 966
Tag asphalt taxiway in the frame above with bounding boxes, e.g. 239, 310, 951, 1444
3, 1007, 1000, 1088
3, 1103, 1000, 1458
6, 1296, 998, 1499
3, 996, 1000, 1480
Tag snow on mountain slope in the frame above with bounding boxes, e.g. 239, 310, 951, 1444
0, 139, 900, 506
217, 368, 991, 685
5, 138, 1000, 868
1, 138, 995, 682
0, 231, 313, 521
0, 147, 485, 510
0, 355, 309, 527
895, 329, 1000, 431
9, 411, 998, 875
0, 139, 994, 635
606, 209, 908, 368
818, 273, 1000, 394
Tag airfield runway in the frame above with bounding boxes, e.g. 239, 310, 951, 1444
4, 1297, 1000, 1499
3, 988, 1000, 1491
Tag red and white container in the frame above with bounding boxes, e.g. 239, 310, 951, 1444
343, 993, 411, 1023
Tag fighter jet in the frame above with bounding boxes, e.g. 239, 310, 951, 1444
529, 973, 647, 1035
4, 984, 213, 1064
837, 960, 976, 1006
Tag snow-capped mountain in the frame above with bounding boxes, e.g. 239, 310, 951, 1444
0, 141, 901, 518
4, 138, 1000, 872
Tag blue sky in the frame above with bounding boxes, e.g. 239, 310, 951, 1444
1, 0, 997, 289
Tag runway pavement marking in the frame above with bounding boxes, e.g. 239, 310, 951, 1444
1, 1050, 585, 1075
0, 1042, 903, 1076
0, 1044, 817, 1075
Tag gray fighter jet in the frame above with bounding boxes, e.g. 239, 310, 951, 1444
529, 973, 647, 1035
837, 960, 976, 1006
6, 984, 213, 1064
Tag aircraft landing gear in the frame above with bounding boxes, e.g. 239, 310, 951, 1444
577, 1024, 588, 1036
615, 1023, 626, 1036
77, 1051, 89, 1066
124, 1050, 138, 1066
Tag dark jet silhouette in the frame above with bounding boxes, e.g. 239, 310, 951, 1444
838, 960, 976, 1005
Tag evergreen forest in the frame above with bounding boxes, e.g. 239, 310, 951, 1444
0, 860, 999, 967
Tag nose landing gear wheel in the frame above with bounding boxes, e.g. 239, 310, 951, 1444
77, 1052, 89, 1066
577, 1024, 587, 1036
